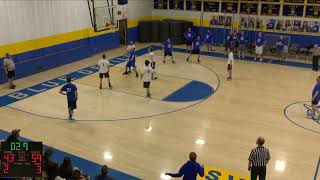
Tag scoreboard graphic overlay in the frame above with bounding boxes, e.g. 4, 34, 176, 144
0, 142, 43, 177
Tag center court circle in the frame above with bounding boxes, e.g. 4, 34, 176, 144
284, 101, 320, 133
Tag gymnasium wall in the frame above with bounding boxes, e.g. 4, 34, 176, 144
152, 9, 320, 47
0, 0, 119, 84
127, 0, 154, 42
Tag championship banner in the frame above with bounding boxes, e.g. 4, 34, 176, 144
199, 167, 249, 180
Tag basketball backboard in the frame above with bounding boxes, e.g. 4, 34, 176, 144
87, 0, 118, 32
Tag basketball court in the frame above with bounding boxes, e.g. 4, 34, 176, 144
0, 0, 320, 179
0, 43, 319, 179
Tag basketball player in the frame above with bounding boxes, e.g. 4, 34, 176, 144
126, 41, 135, 57
97, 54, 112, 89
123, 47, 138, 77
141, 60, 153, 98
184, 27, 195, 53
231, 31, 239, 55
254, 32, 265, 61
311, 76, 320, 121
238, 31, 247, 59
149, 47, 157, 80
187, 35, 202, 63
163, 38, 175, 63
227, 48, 234, 81
3, 53, 16, 89
204, 29, 213, 52
59, 77, 78, 120
225, 31, 232, 53
276, 36, 285, 62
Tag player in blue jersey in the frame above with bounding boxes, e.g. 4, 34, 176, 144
126, 41, 135, 57
123, 47, 138, 77
225, 31, 232, 53
254, 32, 265, 61
238, 31, 247, 59
60, 77, 78, 120
163, 38, 175, 63
275, 35, 286, 62
231, 31, 239, 55
309, 76, 320, 121
187, 35, 202, 63
204, 29, 214, 52
184, 27, 195, 53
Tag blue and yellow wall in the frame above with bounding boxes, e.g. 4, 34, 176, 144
0, 14, 152, 85
0, 28, 119, 84
149, 14, 320, 47
1, 6, 319, 85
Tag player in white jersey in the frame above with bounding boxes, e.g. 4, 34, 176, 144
227, 48, 234, 81
126, 41, 135, 56
149, 47, 158, 80
141, 60, 153, 98
97, 54, 112, 89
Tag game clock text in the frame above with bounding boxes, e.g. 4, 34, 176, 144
0, 142, 43, 177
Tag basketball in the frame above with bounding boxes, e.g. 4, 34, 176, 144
117, 10, 122, 15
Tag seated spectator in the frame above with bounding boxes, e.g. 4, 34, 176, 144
0, 139, 3, 148
72, 167, 88, 180
44, 148, 59, 180
165, 152, 204, 180
95, 165, 114, 180
6, 129, 20, 142
55, 176, 66, 180
59, 157, 73, 180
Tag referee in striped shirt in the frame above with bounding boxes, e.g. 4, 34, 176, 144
248, 137, 271, 180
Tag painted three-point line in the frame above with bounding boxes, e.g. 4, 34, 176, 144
315, 156, 320, 180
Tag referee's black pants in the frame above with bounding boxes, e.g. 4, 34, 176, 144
251, 166, 266, 180
312, 55, 320, 71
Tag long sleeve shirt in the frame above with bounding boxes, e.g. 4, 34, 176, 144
167, 160, 204, 180
3, 58, 15, 72
311, 46, 320, 56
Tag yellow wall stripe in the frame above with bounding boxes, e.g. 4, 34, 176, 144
0, 16, 149, 57
0, 27, 118, 57
128, 16, 153, 28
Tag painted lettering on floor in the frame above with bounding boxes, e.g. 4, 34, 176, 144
200, 167, 249, 180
